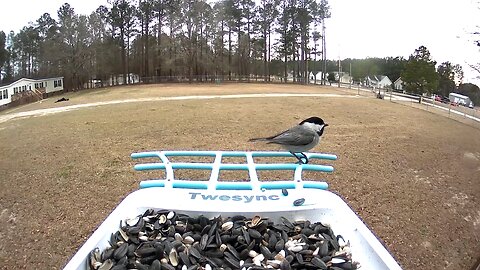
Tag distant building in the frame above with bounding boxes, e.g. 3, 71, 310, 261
286, 72, 294, 82
331, 72, 352, 84
309, 71, 324, 83
109, 73, 140, 86
308, 71, 322, 83
364, 75, 392, 89
0, 77, 64, 106
449, 92, 474, 107
393, 77, 403, 91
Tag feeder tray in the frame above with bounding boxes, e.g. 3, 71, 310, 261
63, 150, 402, 270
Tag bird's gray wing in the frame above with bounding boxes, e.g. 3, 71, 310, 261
267, 125, 316, 146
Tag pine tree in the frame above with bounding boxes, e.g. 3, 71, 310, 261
401, 46, 439, 95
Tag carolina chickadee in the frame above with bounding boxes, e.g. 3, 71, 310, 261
249, 117, 328, 164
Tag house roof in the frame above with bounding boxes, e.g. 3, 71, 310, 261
0, 76, 64, 89
449, 92, 470, 99
394, 77, 402, 84
366, 75, 391, 83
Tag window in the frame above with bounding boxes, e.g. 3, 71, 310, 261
29, 85, 31, 90
35, 83, 38, 89
54, 79, 62, 88
3, 90, 8, 99
45, 82, 47, 87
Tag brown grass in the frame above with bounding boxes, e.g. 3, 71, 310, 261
0, 83, 479, 269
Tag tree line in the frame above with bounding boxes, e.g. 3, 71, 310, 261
332, 46, 479, 104
0, 0, 331, 90
399, 45, 480, 104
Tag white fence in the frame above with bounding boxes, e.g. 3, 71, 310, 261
386, 91, 480, 126
328, 82, 480, 126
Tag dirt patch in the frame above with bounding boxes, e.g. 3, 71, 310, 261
0, 83, 479, 269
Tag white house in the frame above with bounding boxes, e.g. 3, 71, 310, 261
393, 77, 403, 91
0, 77, 64, 106
332, 72, 352, 84
309, 71, 324, 83
365, 75, 392, 89
109, 73, 140, 86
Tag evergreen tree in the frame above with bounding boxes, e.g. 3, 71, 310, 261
437, 61, 456, 96
401, 46, 438, 95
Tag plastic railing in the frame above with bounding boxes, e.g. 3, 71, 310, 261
131, 150, 337, 191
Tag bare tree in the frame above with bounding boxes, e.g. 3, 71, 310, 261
110, 0, 137, 84
257, 0, 279, 81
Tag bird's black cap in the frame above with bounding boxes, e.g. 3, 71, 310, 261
299, 117, 327, 126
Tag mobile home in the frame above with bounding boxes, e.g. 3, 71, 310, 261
0, 77, 64, 106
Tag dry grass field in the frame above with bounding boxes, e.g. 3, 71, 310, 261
0, 83, 479, 270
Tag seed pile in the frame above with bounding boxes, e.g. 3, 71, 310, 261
89, 209, 358, 270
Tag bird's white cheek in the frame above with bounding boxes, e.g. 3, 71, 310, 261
316, 125, 324, 133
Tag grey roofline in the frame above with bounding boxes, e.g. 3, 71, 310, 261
0, 77, 64, 89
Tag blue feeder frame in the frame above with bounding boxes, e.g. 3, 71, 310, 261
131, 150, 337, 191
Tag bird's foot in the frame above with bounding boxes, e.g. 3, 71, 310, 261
291, 152, 309, 164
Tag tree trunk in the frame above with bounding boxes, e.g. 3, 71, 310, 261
169, 20, 173, 78
268, 29, 271, 82
121, 30, 127, 85
247, 20, 251, 82
228, 29, 232, 81
127, 34, 131, 84
263, 26, 267, 81
140, 8, 145, 78
220, 19, 224, 79
145, 12, 149, 78
237, 29, 241, 80
157, 13, 162, 78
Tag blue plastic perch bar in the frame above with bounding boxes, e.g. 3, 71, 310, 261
131, 151, 337, 160
134, 163, 334, 172
131, 151, 336, 191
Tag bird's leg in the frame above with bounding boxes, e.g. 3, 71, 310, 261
290, 152, 307, 164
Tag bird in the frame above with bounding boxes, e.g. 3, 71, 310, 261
249, 117, 329, 164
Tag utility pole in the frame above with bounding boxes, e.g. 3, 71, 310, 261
338, 58, 341, 88
322, 18, 326, 85
349, 62, 352, 89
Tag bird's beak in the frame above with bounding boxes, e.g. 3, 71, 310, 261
324, 123, 329, 127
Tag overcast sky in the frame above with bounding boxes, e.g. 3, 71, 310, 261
0, 0, 479, 84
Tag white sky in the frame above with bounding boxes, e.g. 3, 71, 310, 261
0, 0, 479, 84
